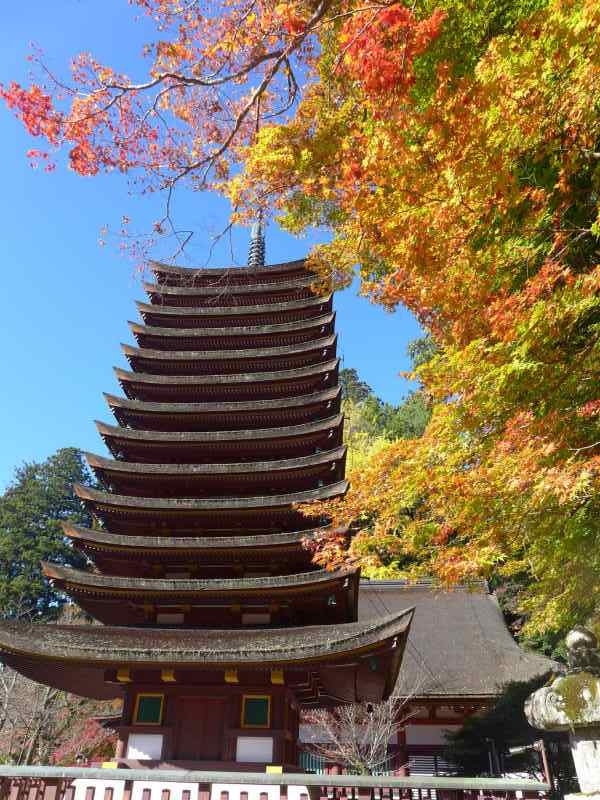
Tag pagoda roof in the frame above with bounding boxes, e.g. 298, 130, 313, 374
114, 359, 339, 387
143, 275, 317, 297
96, 414, 342, 445
121, 335, 336, 364
150, 258, 310, 282
73, 481, 348, 511
103, 386, 340, 417
0, 610, 409, 667
62, 522, 326, 553
136, 293, 332, 318
42, 562, 358, 597
0, 610, 412, 700
85, 446, 345, 477
128, 313, 335, 340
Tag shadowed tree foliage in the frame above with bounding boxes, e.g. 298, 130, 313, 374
0, 448, 93, 620
445, 678, 547, 776
444, 677, 575, 791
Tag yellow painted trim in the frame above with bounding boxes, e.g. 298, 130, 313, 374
266, 766, 283, 774
241, 694, 271, 729
161, 668, 176, 683
116, 667, 132, 683
270, 669, 284, 685
133, 692, 164, 725
225, 668, 239, 684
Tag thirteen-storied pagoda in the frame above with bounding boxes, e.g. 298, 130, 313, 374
0, 248, 413, 770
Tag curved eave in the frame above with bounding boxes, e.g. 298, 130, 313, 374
62, 522, 337, 553
74, 480, 348, 511
144, 275, 319, 297
95, 414, 343, 444
128, 313, 335, 340
42, 561, 358, 596
136, 293, 332, 318
103, 387, 341, 416
0, 610, 413, 668
121, 335, 337, 363
114, 359, 338, 387
84, 446, 346, 476
150, 258, 310, 281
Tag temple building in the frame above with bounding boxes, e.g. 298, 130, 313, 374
0, 254, 414, 771
343, 580, 553, 775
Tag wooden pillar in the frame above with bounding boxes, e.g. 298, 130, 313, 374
396, 728, 408, 776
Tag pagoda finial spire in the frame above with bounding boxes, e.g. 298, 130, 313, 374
247, 212, 265, 269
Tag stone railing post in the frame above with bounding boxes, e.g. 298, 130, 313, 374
525, 625, 600, 798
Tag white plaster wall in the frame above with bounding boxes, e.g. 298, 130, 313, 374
404, 724, 461, 746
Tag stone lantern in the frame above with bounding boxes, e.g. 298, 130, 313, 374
525, 626, 600, 798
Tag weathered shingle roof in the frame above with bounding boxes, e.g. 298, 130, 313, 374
136, 293, 332, 318
0, 609, 412, 666
143, 275, 317, 296
150, 257, 309, 281
42, 561, 358, 596
121, 335, 336, 362
103, 386, 340, 415
84, 446, 345, 476
74, 480, 348, 510
114, 359, 338, 386
358, 581, 555, 698
62, 522, 325, 552
96, 414, 343, 443
128, 313, 335, 339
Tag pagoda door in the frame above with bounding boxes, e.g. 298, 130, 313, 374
173, 696, 226, 761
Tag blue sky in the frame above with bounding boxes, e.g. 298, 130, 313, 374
0, 2, 421, 490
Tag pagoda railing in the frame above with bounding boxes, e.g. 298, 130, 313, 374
0, 765, 550, 800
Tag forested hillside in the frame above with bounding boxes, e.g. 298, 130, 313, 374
0, 450, 117, 765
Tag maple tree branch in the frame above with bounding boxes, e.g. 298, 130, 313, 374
163, 1, 331, 191
569, 441, 600, 455
100, 48, 286, 95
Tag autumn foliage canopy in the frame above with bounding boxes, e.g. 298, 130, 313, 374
2, 0, 600, 638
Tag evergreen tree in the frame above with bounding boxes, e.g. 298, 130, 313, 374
339, 368, 373, 404
340, 343, 432, 448
0, 448, 93, 620
380, 393, 431, 440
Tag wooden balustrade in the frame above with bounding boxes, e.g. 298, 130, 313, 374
0, 767, 551, 800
